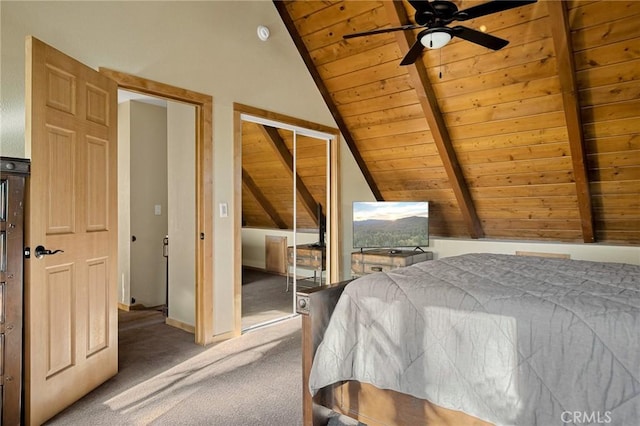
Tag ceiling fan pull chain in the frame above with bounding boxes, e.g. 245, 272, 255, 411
439, 48, 443, 79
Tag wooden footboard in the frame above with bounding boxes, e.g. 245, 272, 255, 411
297, 282, 493, 426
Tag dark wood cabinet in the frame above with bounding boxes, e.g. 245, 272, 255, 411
1, 157, 29, 424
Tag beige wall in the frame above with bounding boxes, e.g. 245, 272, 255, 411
167, 101, 196, 327
241, 228, 317, 270
129, 101, 168, 307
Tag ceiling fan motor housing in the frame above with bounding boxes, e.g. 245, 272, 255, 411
415, 1, 459, 25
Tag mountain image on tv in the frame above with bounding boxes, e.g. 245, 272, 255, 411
353, 202, 429, 248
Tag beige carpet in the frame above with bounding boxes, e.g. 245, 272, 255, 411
46, 311, 302, 425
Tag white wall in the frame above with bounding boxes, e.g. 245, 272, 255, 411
129, 101, 168, 307
427, 238, 640, 265
167, 101, 196, 327
242, 227, 318, 269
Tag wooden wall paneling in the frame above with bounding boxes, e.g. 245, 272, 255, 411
429, 35, 556, 82
338, 89, 419, 117
433, 58, 558, 98
277, 0, 639, 245
323, 60, 407, 93
574, 38, 640, 71
311, 31, 396, 67
439, 77, 562, 113
457, 142, 570, 165
346, 103, 425, 129
572, 14, 639, 52
317, 43, 403, 79
445, 94, 565, 128
332, 75, 413, 106
290, 1, 381, 38
359, 142, 440, 162
356, 131, 436, 151
242, 168, 288, 229
567, 1, 640, 31
259, 125, 320, 225
576, 59, 640, 89
453, 127, 570, 151
385, 0, 483, 239
275, 1, 383, 201
448, 111, 568, 140
468, 170, 574, 188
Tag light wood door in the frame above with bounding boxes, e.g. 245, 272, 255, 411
25, 36, 118, 425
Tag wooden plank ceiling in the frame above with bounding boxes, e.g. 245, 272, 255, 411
267, 0, 639, 245
242, 121, 327, 231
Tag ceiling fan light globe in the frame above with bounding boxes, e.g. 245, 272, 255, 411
420, 31, 451, 49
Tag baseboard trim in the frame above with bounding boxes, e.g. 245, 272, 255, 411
242, 264, 286, 277
165, 317, 195, 334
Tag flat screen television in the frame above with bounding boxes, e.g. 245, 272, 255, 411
352, 201, 429, 250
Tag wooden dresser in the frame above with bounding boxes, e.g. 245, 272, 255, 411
351, 249, 433, 278
0, 157, 29, 424
287, 244, 326, 290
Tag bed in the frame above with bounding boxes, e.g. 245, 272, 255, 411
298, 253, 640, 426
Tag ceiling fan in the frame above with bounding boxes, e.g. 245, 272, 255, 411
343, 0, 537, 66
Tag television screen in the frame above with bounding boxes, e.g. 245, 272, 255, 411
353, 201, 429, 249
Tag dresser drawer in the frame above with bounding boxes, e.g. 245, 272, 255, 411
351, 250, 433, 277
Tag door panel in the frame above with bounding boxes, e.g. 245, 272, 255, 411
25, 36, 118, 425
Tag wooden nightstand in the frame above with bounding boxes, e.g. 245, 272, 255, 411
351, 249, 433, 278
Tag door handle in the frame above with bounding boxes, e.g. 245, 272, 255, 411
34, 245, 64, 259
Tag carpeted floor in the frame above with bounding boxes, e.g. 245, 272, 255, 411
46, 310, 303, 425
242, 268, 295, 329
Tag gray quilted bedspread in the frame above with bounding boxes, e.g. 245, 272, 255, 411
309, 253, 640, 425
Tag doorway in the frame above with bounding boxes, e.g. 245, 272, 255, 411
101, 68, 214, 345
117, 90, 197, 331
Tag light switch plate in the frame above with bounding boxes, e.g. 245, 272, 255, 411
219, 202, 228, 217
154, 204, 162, 216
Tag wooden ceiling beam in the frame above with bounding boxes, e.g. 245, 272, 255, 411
273, 0, 384, 201
547, 1, 595, 243
259, 125, 320, 224
241, 167, 288, 229
385, 0, 483, 239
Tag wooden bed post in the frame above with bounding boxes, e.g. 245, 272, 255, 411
297, 282, 350, 425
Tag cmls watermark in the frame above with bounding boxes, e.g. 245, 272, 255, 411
561, 411, 612, 424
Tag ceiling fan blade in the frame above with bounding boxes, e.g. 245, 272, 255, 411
343, 24, 422, 40
452, 26, 509, 50
400, 39, 425, 66
454, 0, 537, 21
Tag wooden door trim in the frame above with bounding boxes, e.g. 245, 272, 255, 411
233, 103, 341, 335
99, 68, 214, 345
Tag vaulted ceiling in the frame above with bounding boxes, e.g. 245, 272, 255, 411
242, 121, 327, 231
243, 0, 639, 246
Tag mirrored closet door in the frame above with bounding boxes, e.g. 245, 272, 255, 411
239, 113, 334, 331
